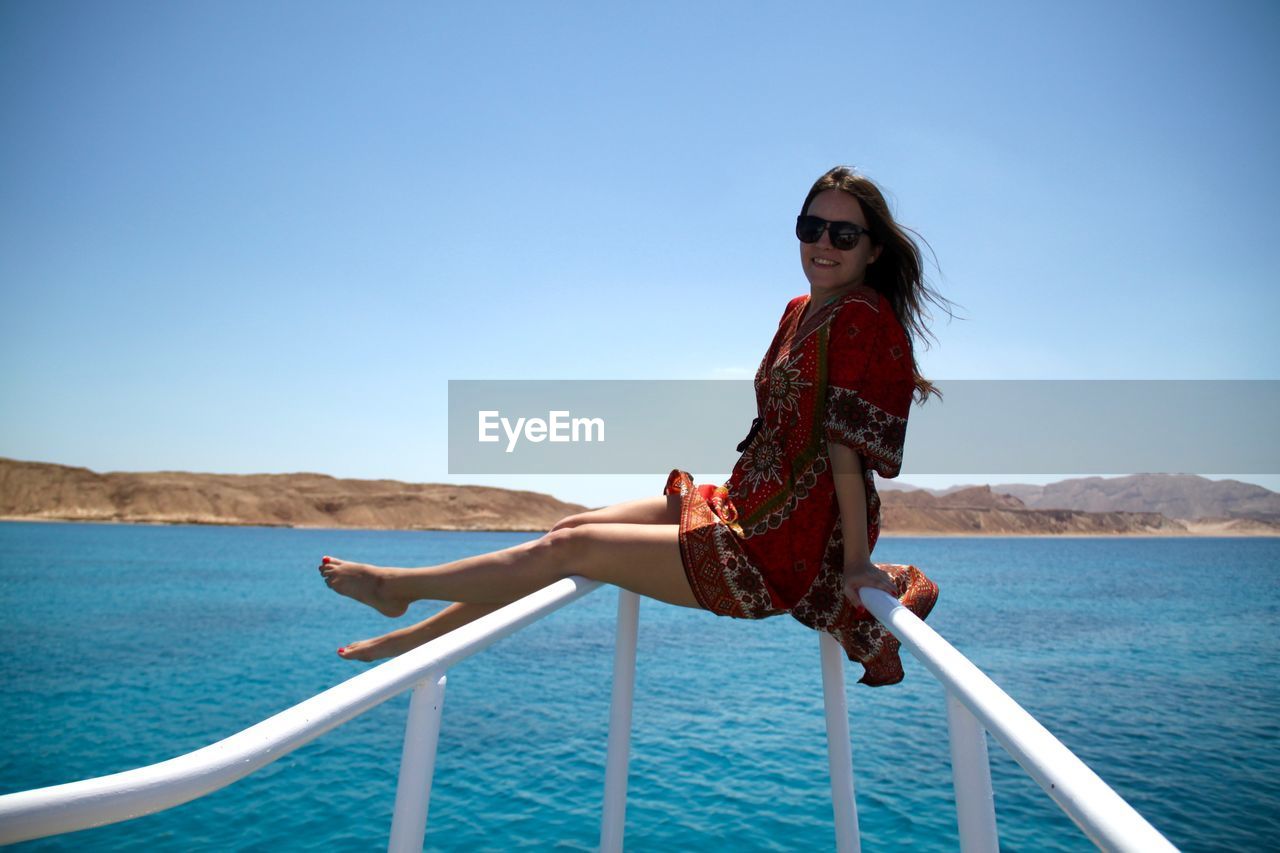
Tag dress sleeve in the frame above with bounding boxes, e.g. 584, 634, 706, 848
822, 299, 914, 479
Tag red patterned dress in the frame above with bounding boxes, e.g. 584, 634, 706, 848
664, 283, 939, 686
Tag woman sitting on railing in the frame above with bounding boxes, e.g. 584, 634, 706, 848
320, 166, 951, 686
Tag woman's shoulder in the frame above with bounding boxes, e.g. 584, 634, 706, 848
833, 284, 906, 338
835, 283, 887, 316
773, 294, 807, 325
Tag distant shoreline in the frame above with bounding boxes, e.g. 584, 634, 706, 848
879, 530, 1279, 538
4, 458, 1277, 537
0, 516, 551, 533
2, 516, 1275, 537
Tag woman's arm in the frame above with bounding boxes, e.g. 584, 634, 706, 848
828, 441, 899, 615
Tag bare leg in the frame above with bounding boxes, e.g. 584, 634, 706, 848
548, 494, 680, 531
327, 494, 689, 660
338, 601, 502, 661
319, 536, 580, 613
319, 521, 697, 609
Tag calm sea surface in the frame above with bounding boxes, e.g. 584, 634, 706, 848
1, 522, 1277, 851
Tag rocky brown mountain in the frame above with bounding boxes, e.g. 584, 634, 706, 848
0, 457, 587, 531
3, 458, 1277, 536
983, 473, 1280, 521
878, 484, 1279, 536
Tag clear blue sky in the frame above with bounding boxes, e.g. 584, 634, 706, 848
2, 1, 1277, 508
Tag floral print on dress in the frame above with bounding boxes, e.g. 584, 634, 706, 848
739, 422, 785, 493
766, 358, 810, 414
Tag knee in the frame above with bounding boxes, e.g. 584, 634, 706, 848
537, 525, 591, 568
548, 513, 588, 533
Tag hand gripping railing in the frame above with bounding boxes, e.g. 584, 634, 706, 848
0, 577, 1177, 851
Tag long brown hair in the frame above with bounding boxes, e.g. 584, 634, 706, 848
800, 165, 955, 404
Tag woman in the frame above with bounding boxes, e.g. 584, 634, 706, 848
321, 166, 947, 686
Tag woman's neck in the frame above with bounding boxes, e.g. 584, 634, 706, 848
809, 279, 864, 306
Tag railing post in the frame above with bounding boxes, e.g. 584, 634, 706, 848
600, 589, 640, 853
820, 632, 861, 853
945, 689, 999, 852
388, 671, 448, 853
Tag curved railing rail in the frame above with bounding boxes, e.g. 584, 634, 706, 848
0, 576, 608, 849
858, 587, 1177, 853
0, 578, 1178, 852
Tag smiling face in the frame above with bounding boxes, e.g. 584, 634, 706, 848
799, 189, 882, 297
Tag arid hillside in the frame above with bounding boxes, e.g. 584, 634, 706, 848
0, 458, 587, 531
879, 485, 1280, 536
3, 458, 1277, 536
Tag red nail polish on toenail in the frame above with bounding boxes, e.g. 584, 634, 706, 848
337, 647, 345, 654
322, 556, 331, 564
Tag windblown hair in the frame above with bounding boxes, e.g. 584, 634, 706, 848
800, 165, 956, 404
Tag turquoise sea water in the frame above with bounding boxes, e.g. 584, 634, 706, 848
1, 522, 1277, 851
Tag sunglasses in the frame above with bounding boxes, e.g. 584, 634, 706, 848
795, 215, 871, 251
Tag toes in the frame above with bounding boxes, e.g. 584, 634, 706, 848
338, 641, 374, 662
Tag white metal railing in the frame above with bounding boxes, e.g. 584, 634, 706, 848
855, 587, 1177, 852
0, 576, 608, 850
0, 577, 1177, 852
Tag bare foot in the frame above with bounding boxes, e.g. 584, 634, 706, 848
337, 620, 439, 662
318, 556, 409, 618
